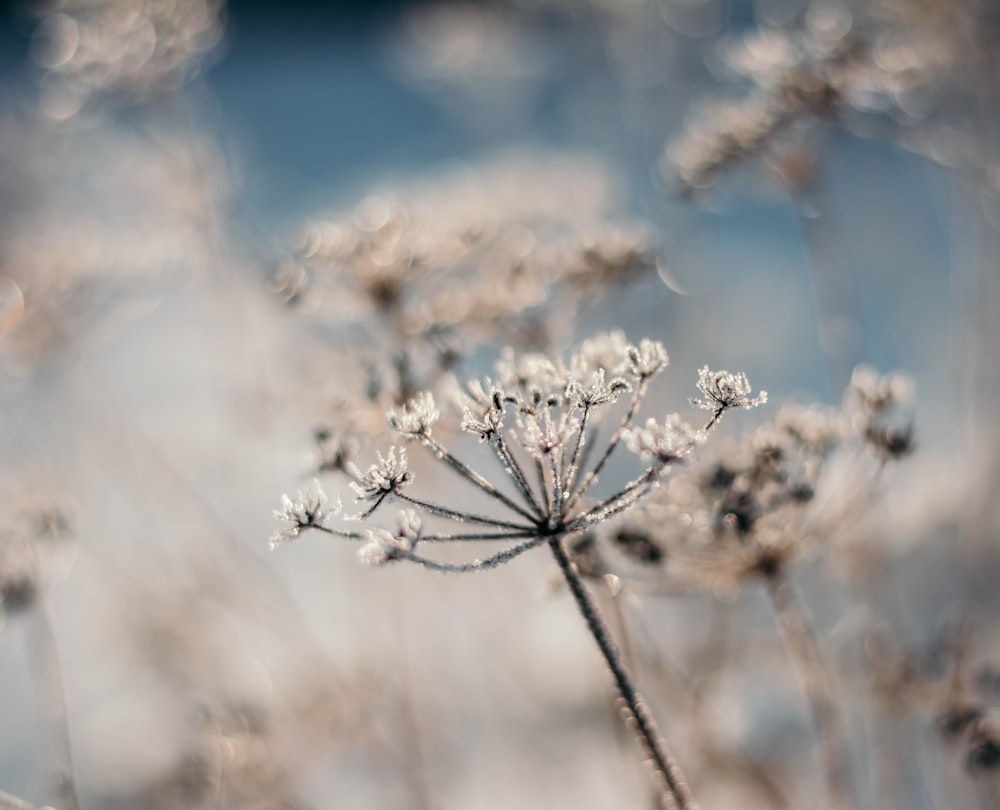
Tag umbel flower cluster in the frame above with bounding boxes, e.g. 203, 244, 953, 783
273, 332, 765, 810
581, 364, 914, 593
272, 334, 766, 574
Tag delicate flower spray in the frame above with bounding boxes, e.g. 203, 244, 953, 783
272, 333, 766, 810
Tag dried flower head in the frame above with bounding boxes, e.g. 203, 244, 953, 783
270, 480, 340, 548
846, 366, 915, 459
388, 392, 440, 439
623, 416, 706, 465
358, 510, 423, 566
566, 369, 631, 409
348, 447, 413, 502
691, 366, 768, 427
627, 339, 670, 380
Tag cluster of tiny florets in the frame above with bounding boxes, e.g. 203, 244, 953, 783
273, 333, 763, 578
623, 416, 706, 465
388, 392, 440, 439
845, 365, 915, 459
270, 480, 340, 548
348, 447, 413, 501
358, 510, 422, 566
690, 367, 768, 428
586, 364, 913, 591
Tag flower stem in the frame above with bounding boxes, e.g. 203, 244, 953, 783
548, 536, 699, 810
763, 572, 854, 810
27, 599, 82, 810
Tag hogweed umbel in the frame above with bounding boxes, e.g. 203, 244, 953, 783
272, 334, 766, 809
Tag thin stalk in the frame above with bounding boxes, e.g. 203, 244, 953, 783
493, 433, 545, 518
533, 456, 549, 504
395, 492, 534, 531
703, 408, 724, 432
422, 436, 538, 523
763, 573, 853, 810
414, 530, 538, 543
403, 537, 545, 572
564, 403, 593, 495
568, 467, 660, 530
566, 379, 648, 512
547, 453, 564, 528
548, 536, 699, 810
0, 791, 38, 810
26, 599, 83, 810
311, 525, 536, 543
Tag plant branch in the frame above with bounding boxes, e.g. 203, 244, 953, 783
566, 378, 648, 512
548, 536, 699, 810
422, 436, 539, 522
403, 537, 545, 572
395, 492, 535, 531
763, 572, 854, 810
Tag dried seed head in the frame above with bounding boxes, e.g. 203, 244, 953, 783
627, 339, 670, 380
571, 330, 632, 376
623, 415, 706, 465
271, 480, 341, 547
461, 404, 505, 442
388, 392, 440, 439
349, 447, 413, 501
358, 510, 422, 566
692, 367, 768, 414
517, 410, 581, 459
566, 369, 631, 409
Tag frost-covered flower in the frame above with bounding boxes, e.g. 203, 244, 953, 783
627, 339, 670, 380
358, 510, 422, 566
567, 369, 631, 409
571, 330, 632, 376
623, 415, 706, 464
461, 404, 505, 442
313, 430, 360, 475
349, 447, 413, 501
496, 349, 564, 392
845, 366, 915, 459
388, 392, 440, 439
271, 480, 340, 547
691, 367, 768, 417
517, 410, 581, 458
846, 366, 912, 416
